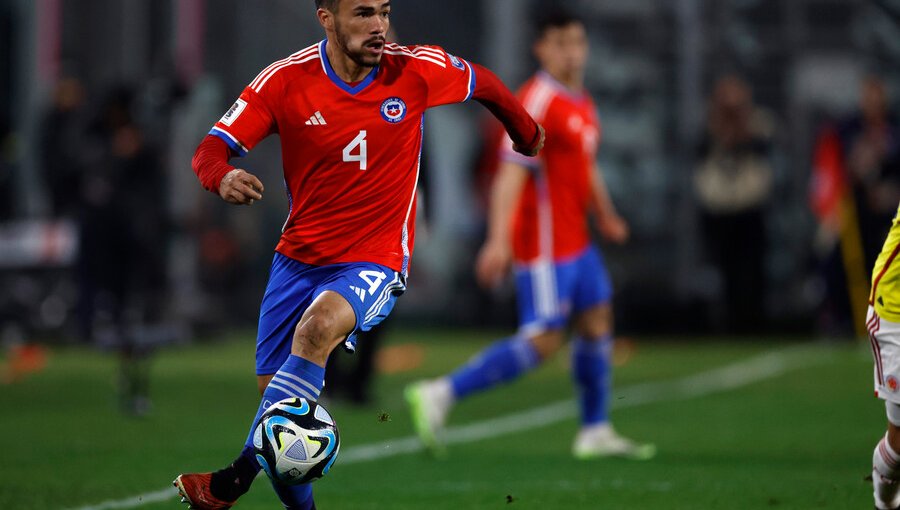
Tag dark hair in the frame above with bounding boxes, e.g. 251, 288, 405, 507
536, 9, 584, 37
315, 0, 339, 11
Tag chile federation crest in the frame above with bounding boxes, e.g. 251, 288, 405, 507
380, 97, 407, 124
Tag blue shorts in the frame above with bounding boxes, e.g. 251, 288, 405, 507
255, 252, 406, 375
514, 246, 612, 336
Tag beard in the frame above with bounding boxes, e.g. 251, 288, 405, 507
334, 21, 383, 68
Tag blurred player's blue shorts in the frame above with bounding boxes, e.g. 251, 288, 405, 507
255, 252, 406, 375
514, 245, 612, 336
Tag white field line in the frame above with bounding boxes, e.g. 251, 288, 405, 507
65, 346, 827, 510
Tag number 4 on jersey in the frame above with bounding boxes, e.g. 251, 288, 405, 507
343, 131, 368, 170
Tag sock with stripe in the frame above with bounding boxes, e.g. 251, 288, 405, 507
449, 336, 540, 399
874, 434, 900, 510
209, 355, 326, 503
572, 335, 612, 426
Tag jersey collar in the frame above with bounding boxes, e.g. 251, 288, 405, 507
319, 39, 379, 95
537, 71, 587, 102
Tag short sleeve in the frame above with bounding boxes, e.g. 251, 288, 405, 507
413, 45, 477, 108
209, 86, 277, 157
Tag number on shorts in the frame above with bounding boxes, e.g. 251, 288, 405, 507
359, 270, 387, 295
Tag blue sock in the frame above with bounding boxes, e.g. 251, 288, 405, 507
242, 355, 326, 507
272, 481, 315, 510
244, 355, 326, 451
572, 335, 612, 425
449, 336, 540, 399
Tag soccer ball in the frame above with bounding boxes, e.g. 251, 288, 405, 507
253, 397, 340, 485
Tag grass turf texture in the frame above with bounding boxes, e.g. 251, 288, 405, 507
0, 330, 880, 509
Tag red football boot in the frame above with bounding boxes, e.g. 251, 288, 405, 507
173, 473, 236, 510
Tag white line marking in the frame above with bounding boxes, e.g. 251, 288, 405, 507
64, 346, 828, 510
65, 488, 178, 510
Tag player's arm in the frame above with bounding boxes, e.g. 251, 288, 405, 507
192, 135, 264, 205
589, 162, 628, 243
470, 64, 545, 157
476, 161, 530, 289
193, 73, 280, 205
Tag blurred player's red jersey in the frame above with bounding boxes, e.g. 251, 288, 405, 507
501, 72, 601, 263
210, 41, 476, 274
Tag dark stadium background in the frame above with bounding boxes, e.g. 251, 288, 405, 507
2, 1, 899, 509
2, 0, 897, 342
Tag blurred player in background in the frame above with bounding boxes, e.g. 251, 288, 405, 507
174, 0, 544, 509
869, 202, 900, 510
406, 10, 654, 460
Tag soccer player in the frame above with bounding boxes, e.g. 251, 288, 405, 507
405, 10, 655, 460
173, 1, 544, 509
869, 202, 900, 510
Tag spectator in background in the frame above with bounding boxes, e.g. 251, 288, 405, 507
693, 74, 775, 333
842, 76, 900, 267
39, 76, 87, 218
78, 87, 169, 415
810, 75, 900, 335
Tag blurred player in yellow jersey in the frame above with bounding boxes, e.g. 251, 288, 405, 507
869, 202, 900, 510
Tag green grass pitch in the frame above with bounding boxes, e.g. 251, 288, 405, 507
0, 330, 882, 509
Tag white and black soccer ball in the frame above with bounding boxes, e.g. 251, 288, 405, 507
253, 397, 340, 485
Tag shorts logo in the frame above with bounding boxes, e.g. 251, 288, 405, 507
889, 376, 899, 392
220, 99, 247, 126
448, 53, 465, 71
380, 97, 407, 124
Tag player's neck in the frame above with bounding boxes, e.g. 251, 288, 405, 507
544, 69, 584, 94
325, 40, 375, 83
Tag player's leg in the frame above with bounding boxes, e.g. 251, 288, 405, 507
874, 409, 900, 510
569, 247, 654, 460
406, 259, 569, 452
870, 308, 900, 510
405, 329, 560, 453
265, 263, 404, 509
250, 289, 355, 510
449, 328, 560, 399
176, 255, 352, 510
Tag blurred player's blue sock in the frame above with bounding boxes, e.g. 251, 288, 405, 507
572, 335, 612, 425
210, 355, 326, 502
449, 336, 540, 399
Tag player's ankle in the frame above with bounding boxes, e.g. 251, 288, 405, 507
209, 454, 258, 502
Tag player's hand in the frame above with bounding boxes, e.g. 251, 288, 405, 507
219, 168, 264, 205
476, 239, 513, 289
598, 214, 629, 244
513, 124, 545, 157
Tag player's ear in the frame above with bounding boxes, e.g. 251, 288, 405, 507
317, 8, 334, 31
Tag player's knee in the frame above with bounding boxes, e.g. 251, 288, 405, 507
576, 305, 612, 338
887, 402, 900, 428
293, 314, 338, 356
530, 331, 564, 360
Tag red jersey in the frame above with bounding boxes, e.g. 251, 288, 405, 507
210, 41, 477, 274
501, 72, 602, 264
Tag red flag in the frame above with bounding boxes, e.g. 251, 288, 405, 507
809, 126, 847, 224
